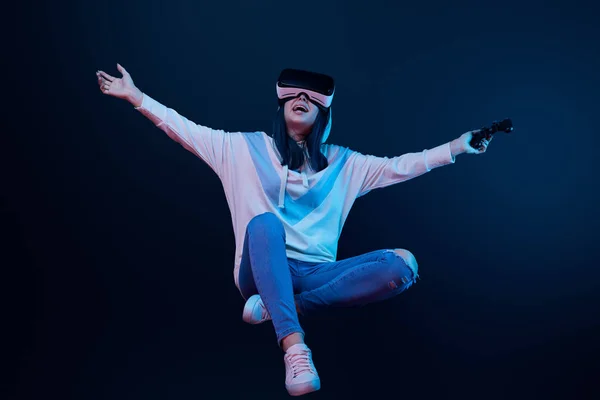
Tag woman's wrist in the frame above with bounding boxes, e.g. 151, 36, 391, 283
450, 137, 466, 158
127, 87, 144, 108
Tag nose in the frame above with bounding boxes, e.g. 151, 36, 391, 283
298, 93, 309, 102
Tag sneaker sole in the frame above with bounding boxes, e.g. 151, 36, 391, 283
286, 379, 321, 396
242, 295, 267, 324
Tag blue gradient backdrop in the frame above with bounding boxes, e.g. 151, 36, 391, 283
6, 0, 599, 399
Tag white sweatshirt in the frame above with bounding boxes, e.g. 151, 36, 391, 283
135, 94, 456, 292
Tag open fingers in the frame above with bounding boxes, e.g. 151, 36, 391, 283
97, 70, 115, 82
98, 77, 110, 91
98, 78, 111, 93
98, 76, 111, 86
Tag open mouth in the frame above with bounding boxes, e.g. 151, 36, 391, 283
293, 104, 309, 113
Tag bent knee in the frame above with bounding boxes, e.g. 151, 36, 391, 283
393, 248, 419, 276
247, 212, 283, 234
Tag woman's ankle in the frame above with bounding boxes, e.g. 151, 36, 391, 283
281, 332, 304, 352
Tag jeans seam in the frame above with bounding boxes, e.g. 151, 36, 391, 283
301, 254, 417, 310
325, 260, 384, 292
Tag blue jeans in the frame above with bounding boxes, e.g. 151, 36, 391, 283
238, 213, 420, 346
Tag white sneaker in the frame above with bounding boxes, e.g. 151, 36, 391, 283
242, 294, 271, 324
284, 343, 321, 396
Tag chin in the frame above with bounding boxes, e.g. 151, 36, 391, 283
294, 117, 312, 125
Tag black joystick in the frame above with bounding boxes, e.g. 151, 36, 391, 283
470, 118, 514, 150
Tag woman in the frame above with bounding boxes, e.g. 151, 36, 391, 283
96, 64, 491, 397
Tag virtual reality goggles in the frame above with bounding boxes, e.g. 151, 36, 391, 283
276, 68, 335, 109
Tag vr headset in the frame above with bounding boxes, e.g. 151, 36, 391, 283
276, 68, 335, 109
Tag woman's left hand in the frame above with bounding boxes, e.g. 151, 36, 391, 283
452, 130, 493, 156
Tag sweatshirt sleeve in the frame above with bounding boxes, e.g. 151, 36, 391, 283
135, 93, 239, 177
350, 142, 456, 197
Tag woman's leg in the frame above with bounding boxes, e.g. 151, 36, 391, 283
237, 212, 304, 347
293, 249, 419, 315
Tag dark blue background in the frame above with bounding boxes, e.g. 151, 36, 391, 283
7, 0, 600, 398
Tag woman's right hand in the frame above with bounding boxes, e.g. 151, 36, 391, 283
96, 63, 143, 107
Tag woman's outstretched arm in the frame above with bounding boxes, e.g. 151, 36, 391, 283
96, 63, 240, 177
349, 131, 492, 197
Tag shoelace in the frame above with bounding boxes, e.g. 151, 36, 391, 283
287, 350, 314, 378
